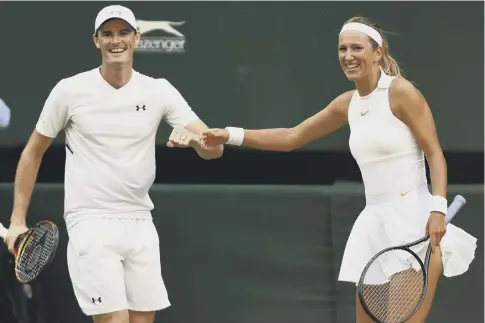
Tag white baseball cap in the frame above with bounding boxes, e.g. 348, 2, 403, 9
94, 5, 138, 32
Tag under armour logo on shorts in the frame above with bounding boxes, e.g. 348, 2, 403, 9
92, 297, 102, 304
136, 105, 146, 111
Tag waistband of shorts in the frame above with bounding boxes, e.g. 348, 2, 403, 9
365, 184, 429, 206
65, 210, 152, 230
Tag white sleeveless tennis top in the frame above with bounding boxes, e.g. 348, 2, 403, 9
348, 70, 427, 201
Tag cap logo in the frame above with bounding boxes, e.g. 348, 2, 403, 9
111, 10, 122, 16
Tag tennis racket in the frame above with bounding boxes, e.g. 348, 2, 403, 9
0, 220, 59, 283
357, 195, 466, 323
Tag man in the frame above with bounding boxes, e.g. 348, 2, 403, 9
0, 241, 46, 323
5, 5, 223, 323
0, 97, 11, 129
0, 241, 29, 323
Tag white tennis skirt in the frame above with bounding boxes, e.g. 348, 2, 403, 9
338, 184, 477, 284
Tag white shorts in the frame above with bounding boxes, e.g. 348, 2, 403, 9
338, 184, 477, 285
66, 217, 170, 316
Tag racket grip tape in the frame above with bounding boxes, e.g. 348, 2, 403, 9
445, 195, 466, 224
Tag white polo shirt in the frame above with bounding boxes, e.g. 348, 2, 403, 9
36, 68, 199, 228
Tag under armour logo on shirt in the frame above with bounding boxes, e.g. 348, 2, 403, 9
92, 297, 102, 304
136, 105, 146, 111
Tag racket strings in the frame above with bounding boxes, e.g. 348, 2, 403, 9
16, 224, 58, 282
360, 249, 425, 323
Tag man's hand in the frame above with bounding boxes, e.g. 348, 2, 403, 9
426, 211, 447, 253
201, 128, 229, 148
167, 126, 200, 148
5, 223, 28, 253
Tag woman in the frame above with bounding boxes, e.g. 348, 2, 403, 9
201, 16, 477, 323
0, 97, 11, 129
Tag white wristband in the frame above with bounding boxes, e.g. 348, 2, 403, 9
225, 127, 244, 146
430, 195, 447, 215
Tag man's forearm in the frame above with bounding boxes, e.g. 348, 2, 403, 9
11, 152, 42, 224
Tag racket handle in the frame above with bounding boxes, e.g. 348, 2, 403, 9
445, 195, 466, 224
0, 223, 7, 239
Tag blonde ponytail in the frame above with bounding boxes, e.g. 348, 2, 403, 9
379, 39, 403, 77
381, 53, 402, 77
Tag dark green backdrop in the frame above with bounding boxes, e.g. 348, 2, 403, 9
0, 184, 482, 323
0, 1, 483, 151
0, 2, 482, 322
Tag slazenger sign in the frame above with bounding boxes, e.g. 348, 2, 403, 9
135, 20, 186, 53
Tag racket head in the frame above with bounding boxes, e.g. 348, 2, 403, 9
357, 246, 428, 323
14, 220, 59, 283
